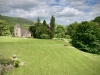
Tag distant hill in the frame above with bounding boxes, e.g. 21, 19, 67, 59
0, 14, 34, 26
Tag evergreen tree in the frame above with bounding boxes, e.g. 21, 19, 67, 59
50, 15, 55, 37
43, 20, 46, 27
35, 17, 41, 27
29, 26, 36, 38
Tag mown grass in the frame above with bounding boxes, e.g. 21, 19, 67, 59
0, 36, 100, 75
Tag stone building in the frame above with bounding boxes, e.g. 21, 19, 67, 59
13, 24, 31, 37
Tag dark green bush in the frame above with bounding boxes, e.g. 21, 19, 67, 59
71, 21, 100, 54
13, 60, 20, 68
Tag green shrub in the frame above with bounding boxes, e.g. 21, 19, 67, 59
40, 34, 50, 39
56, 33, 65, 38
13, 60, 20, 68
0, 55, 13, 65
65, 35, 71, 39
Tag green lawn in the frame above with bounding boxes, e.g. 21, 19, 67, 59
0, 36, 100, 75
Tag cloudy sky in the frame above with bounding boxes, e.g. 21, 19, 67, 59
0, 0, 100, 25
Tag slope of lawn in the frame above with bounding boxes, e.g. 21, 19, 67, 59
0, 36, 100, 75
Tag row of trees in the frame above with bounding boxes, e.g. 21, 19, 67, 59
29, 15, 55, 39
67, 16, 100, 54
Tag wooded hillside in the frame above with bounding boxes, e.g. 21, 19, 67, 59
0, 14, 34, 26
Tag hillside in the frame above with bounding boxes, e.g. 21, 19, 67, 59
0, 14, 34, 26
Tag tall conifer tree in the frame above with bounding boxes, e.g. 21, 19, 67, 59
50, 15, 55, 37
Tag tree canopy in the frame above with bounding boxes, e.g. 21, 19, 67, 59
55, 25, 65, 38
29, 16, 54, 39
0, 20, 11, 35
71, 21, 100, 54
93, 16, 100, 23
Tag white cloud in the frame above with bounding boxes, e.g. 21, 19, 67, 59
59, 7, 84, 17
0, 0, 100, 25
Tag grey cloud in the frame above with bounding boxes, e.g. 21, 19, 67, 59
0, 0, 12, 13
0, 0, 100, 25
0, 0, 47, 13
10, 0, 46, 11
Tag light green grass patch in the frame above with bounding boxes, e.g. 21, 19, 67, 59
0, 37, 100, 75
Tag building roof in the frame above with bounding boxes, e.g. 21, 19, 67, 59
21, 29, 31, 34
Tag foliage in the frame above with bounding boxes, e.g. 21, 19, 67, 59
35, 17, 41, 27
9, 26, 14, 34
30, 17, 55, 39
50, 15, 55, 37
13, 60, 20, 68
0, 55, 15, 75
55, 25, 65, 34
0, 15, 34, 26
65, 26, 68, 35
0, 25, 2, 35
71, 21, 100, 54
65, 35, 71, 39
34, 17, 48, 38
40, 34, 50, 39
93, 16, 100, 23
29, 26, 36, 38
43, 20, 46, 27
35, 24, 47, 38
35, 26, 42, 38
56, 32, 65, 38
55, 25, 65, 38
0, 20, 11, 35
47, 25, 54, 39
1, 68, 6, 75
0, 55, 13, 65
67, 22, 78, 37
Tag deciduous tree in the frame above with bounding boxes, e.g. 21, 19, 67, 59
0, 20, 11, 35
72, 21, 100, 54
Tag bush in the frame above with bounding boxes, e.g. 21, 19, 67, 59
65, 35, 71, 39
0, 55, 13, 65
40, 34, 50, 39
13, 60, 20, 68
0, 55, 14, 75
